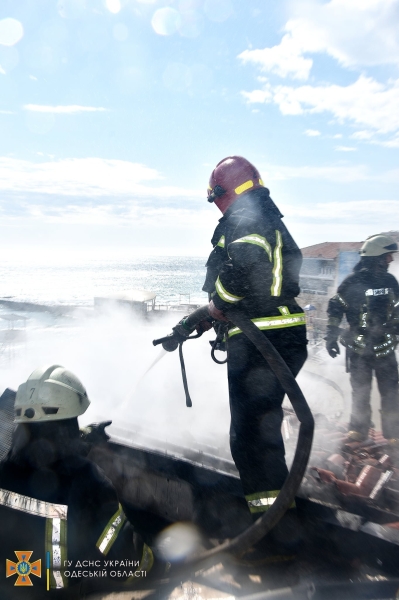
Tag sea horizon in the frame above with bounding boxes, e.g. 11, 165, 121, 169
0, 254, 209, 307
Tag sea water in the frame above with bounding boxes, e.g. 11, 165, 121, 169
0, 255, 209, 306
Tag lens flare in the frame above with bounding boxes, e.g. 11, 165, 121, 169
151, 8, 181, 36
0, 18, 24, 47
156, 522, 202, 562
106, 0, 121, 14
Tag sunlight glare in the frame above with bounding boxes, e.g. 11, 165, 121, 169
106, 0, 121, 14
151, 8, 182, 36
156, 523, 202, 562
0, 18, 24, 46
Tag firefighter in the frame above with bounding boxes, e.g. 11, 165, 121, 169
326, 235, 399, 443
0, 365, 154, 599
202, 156, 308, 523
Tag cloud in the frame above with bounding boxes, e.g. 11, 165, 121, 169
0, 155, 397, 254
1, 156, 398, 236
375, 135, 399, 148
260, 162, 370, 183
238, 1, 399, 148
0, 109, 14, 114
260, 162, 399, 184
0, 156, 204, 225
350, 130, 374, 140
1, 156, 397, 203
239, 0, 399, 82
287, 199, 399, 222
23, 105, 108, 114
284, 197, 399, 248
15, 202, 210, 227
0, 156, 202, 198
239, 34, 313, 80
285, 0, 399, 70
242, 75, 399, 135
304, 129, 321, 136
335, 146, 356, 152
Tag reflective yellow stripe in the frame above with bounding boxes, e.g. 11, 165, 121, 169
344, 333, 397, 358
0, 489, 69, 590
334, 294, 348, 308
215, 276, 244, 304
365, 288, 391, 297
245, 490, 295, 514
96, 504, 126, 556
0, 488, 67, 519
45, 518, 68, 589
228, 313, 306, 337
278, 305, 290, 316
216, 235, 225, 248
271, 230, 283, 296
235, 179, 253, 195
374, 334, 396, 352
360, 310, 368, 329
231, 234, 272, 261
375, 347, 397, 358
125, 544, 154, 583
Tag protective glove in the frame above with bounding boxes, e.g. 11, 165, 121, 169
80, 420, 112, 444
326, 339, 340, 358
195, 317, 214, 335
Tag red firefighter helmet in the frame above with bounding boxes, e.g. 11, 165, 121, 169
207, 156, 264, 213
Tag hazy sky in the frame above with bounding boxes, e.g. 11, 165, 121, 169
1, 0, 398, 257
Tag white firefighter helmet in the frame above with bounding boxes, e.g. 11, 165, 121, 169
360, 234, 398, 257
15, 365, 90, 423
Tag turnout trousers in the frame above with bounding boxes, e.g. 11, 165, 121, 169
227, 325, 307, 514
349, 350, 399, 441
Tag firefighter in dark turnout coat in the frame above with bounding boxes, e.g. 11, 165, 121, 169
203, 156, 308, 517
0, 365, 153, 600
326, 235, 399, 443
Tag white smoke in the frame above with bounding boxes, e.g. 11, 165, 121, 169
0, 306, 232, 453
0, 303, 352, 462
389, 254, 399, 281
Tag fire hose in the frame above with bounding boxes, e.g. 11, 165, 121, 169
152, 304, 314, 562
81, 305, 314, 596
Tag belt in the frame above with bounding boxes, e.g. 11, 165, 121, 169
228, 312, 306, 338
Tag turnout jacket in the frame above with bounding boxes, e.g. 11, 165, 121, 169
0, 449, 152, 597
203, 188, 305, 336
327, 266, 399, 358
